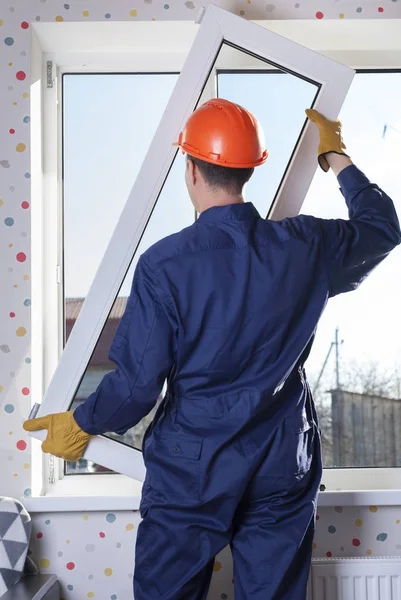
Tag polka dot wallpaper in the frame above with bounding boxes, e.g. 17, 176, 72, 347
26, 505, 401, 598
0, 0, 401, 598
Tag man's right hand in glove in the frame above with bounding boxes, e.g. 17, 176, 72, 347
306, 109, 353, 175
23, 411, 92, 461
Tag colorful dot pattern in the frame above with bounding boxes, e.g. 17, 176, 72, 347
28, 506, 401, 597
1, 1, 401, 598
29, 512, 146, 598
313, 506, 399, 560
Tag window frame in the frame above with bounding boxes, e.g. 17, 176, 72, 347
30, 13, 401, 510
30, 5, 354, 481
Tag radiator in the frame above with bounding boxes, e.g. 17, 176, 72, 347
309, 558, 401, 600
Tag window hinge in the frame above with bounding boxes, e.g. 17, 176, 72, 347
28, 403, 41, 420
48, 455, 56, 485
56, 265, 61, 284
47, 61, 54, 88
27, 403, 57, 485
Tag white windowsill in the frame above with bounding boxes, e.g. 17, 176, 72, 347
24, 494, 142, 513
317, 489, 401, 508
23, 470, 401, 512
24, 473, 143, 512
23, 489, 401, 513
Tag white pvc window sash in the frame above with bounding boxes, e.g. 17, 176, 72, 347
29, 5, 354, 481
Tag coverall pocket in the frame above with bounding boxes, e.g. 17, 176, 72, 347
284, 412, 315, 478
152, 435, 203, 500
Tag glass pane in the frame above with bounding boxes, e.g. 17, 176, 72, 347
63, 73, 180, 473
64, 46, 320, 474
217, 47, 319, 217
302, 72, 401, 468
64, 73, 178, 315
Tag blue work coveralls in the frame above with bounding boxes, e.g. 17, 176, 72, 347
74, 165, 400, 599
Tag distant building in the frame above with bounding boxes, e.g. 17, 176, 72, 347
327, 389, 401, 468
65, 298, 159, 473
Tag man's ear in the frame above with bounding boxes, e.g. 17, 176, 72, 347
187, 157, 197, 185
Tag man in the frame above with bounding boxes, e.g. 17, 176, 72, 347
24, 100, 400, 599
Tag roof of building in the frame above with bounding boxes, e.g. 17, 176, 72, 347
329, 388, 401, 402
65, 297, 128, 321
65, 297, 128, 368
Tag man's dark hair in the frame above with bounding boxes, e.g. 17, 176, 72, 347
188, 155, 254, 195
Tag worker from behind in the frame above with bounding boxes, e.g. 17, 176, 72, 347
24, 100, 401, 599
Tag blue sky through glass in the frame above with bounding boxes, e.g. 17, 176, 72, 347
63, 73, 180, 299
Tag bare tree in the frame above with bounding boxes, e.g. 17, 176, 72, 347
341, 360, 401, 398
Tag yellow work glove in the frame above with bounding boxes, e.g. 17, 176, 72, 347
305, 109, 348, 172
23, 411, 92, 461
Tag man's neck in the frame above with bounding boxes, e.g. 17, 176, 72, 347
198, 194, 245, 213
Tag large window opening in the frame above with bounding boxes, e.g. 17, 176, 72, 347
63, 70, 401, 475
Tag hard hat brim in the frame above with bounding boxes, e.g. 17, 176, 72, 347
173, 141, 268, 169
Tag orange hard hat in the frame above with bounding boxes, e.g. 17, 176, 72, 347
175, 98, 268, 169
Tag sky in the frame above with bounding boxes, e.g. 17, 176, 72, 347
300, 73, 401, 391
63, 57, 401, 411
